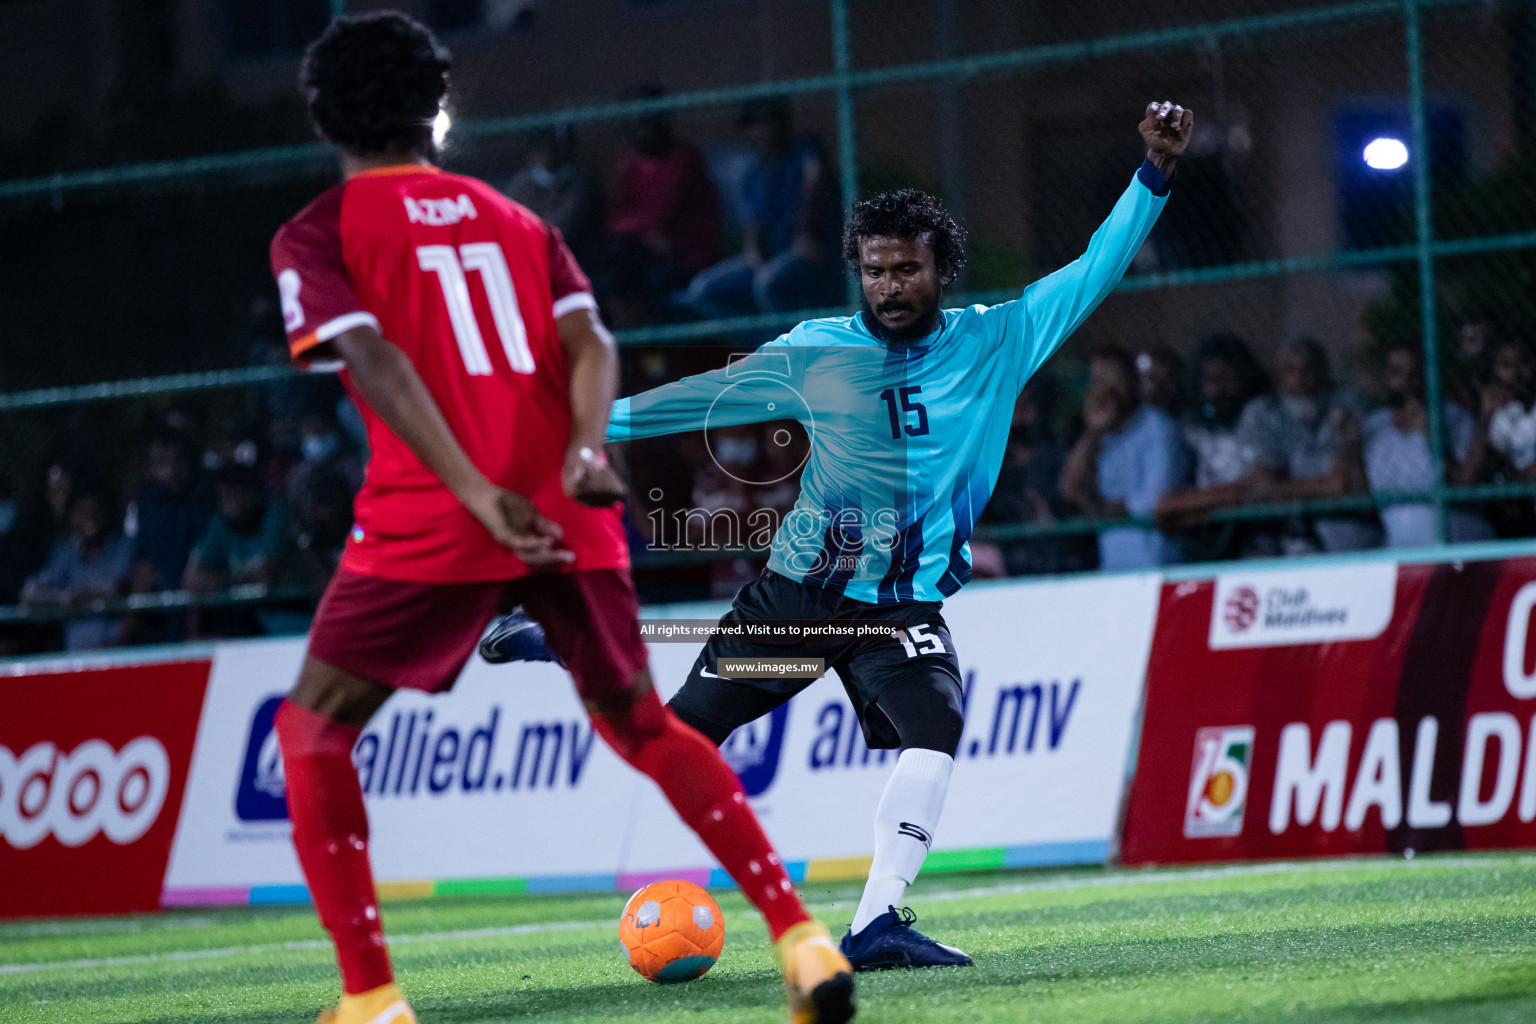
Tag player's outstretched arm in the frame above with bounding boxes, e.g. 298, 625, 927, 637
606, 338, 805, 443
1012, 102, 1192, 384
331, 324, 572, 567
557, 307, 627, 506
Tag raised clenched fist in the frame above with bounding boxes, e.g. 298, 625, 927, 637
1139, 101, 1194, 175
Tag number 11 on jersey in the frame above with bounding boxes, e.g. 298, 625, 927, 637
417, 242, 535, 376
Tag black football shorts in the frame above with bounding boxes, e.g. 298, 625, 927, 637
667, 569, 963, 749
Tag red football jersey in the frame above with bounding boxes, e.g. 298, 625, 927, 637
270, 165, 628, 582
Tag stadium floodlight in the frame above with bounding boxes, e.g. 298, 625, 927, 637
1362, 136, 1409, 171
434, 108, 452, 148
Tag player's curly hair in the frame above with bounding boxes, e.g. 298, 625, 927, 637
841, 189, 969, 283
301, 13, 450, 157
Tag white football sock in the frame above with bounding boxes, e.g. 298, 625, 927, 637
850, 748, 954, 934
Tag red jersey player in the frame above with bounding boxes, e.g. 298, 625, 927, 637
269, 14, 854, 1024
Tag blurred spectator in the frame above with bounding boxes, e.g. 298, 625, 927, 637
1182, 334, 1268, 490
1364, 342, 1494, 548
241, 294, 308, 493
1059, 347, 1191, 570
126, 429, 207, 595
1484, 339, 1536, 476
690, 463, 749, 521
245, 298, 305, 427
2, 471, 67, 654
711, 423, 761, 478
682, 98, 841, 321
184, 465, 290, 638
337, 392, 367, 449
0, 475, 41, 654
1450, 309, 1498, 411
2, 462, 82, 612
261, 407, 303, 487
603, 84, 721, 327
240, 322, 306, 490
0, 476, 35, 604
40, 462, 76, 555
286, 402, 365, 511
1238, 337, 1379, 553
201, 420, 264, 477
692, 465, 754, 598
982, 379, 1092, 575
504, 125, 602, 264
290, 464, 355, 592
1155, 333, 1275, 560
22, 483, 134, 651
1471, 338, 1536, 537
752, 422, 807, 518
686, 437, 753, 597
1137, 344, 1186, 417
124, 428, 209, 642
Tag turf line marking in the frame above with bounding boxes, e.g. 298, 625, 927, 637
0, 916, 221, 940
6, 852, 1533, 975
0, 921, 602, 976
893, 854, 1536, 909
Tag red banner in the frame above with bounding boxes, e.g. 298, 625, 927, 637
0, 661, 211, 917
1123, 555, 1536, 865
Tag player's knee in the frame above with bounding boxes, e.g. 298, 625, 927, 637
876, 674, 965, 757
288, 656, 391, 727
587, 669, 668, 761
891, 699, 963, 756
274, 697, 359, 760
273, 699, 306, 755
905, 701, 964, 756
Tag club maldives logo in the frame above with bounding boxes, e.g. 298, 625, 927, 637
1184, 726, 1255, 838
719, 705, 789, 798
1224, 586, 1261, 633
1209, 564, 1396, 650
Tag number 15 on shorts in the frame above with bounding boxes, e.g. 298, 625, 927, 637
895, 624, 945, 658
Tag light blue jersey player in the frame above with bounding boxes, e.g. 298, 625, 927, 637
484, 101, 1195, 971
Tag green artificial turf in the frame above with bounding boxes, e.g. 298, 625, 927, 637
3, 853, 1535, 1023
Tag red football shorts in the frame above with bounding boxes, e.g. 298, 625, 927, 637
306, 567, 648, 699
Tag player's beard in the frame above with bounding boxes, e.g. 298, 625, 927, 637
861, 292, 944, 346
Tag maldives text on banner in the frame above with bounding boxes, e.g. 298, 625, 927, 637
1123, 553, 1536, 865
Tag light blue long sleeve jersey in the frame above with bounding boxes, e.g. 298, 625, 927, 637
609, 162, 1171, 604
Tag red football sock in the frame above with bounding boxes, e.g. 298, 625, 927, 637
591, 689, 811, 941
274, 700, 393, 995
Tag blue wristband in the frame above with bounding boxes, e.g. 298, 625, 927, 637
1137, 158, 1171, 197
